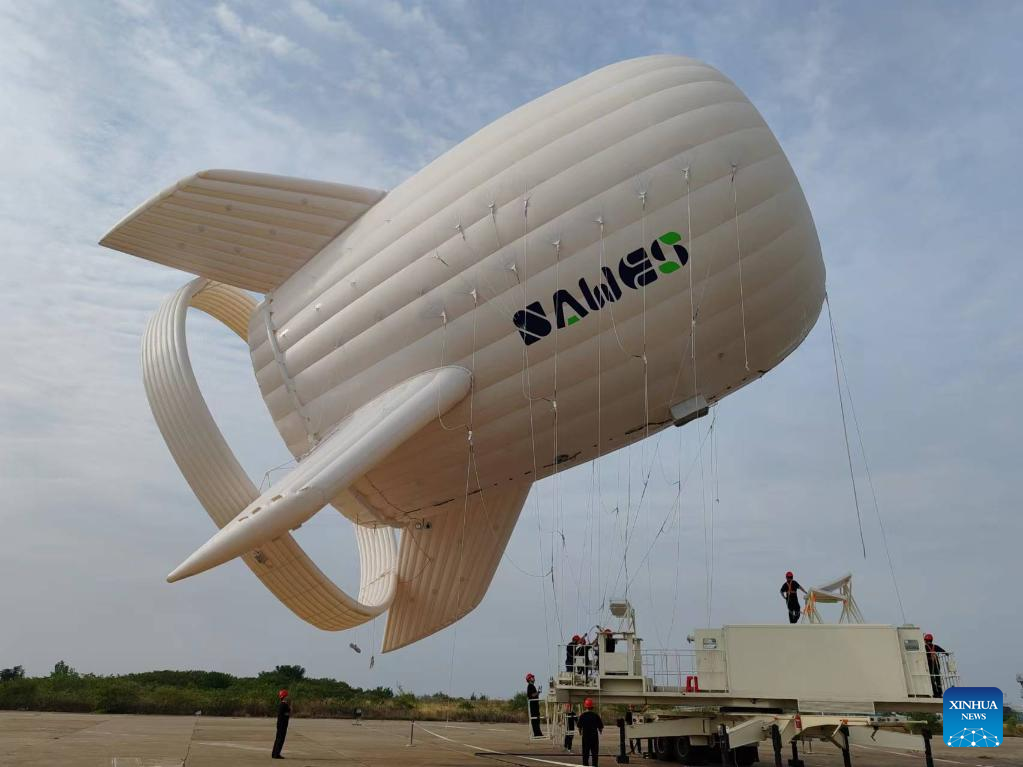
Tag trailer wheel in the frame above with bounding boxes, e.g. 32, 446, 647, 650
655, 737, 673, 759
671, 736, 692, 762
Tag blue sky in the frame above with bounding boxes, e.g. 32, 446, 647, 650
1, 1, 1021, 703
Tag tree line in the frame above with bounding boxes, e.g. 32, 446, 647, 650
0, 661, 527, 721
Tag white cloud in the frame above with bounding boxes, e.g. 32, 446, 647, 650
289, 0, 365, 45
114, 0, 155, 18
213, 3, 315, 63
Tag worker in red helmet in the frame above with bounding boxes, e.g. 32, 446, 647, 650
566, 635, 580, 673
526, 673, 543, 737
563, 702, 577, 752
271, 689, 290, 759
577, 698, 604, 765
779, 571, 806, 624
574, 634, 589, 680
923, 633, 948, 698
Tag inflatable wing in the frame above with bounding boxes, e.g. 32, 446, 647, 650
166, 366, 472, 583
100, 169, 385, 292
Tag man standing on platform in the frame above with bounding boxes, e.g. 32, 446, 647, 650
526, 673, 544, 737
779, 571, 806, 624
924, 633, 947, 698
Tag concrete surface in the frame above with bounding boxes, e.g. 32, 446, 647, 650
0, 712, 1020, 766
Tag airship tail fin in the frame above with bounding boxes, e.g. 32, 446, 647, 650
165, 365, 472, 583
382, 483, 531, 653
100, 169, 386, 293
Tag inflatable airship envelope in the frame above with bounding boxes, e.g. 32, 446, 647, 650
100, 56, 824, 651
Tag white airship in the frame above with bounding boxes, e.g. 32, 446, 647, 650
101, 55, 824, 651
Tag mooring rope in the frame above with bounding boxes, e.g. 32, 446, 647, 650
829, 297, 906, 621
826, 293, 867, 558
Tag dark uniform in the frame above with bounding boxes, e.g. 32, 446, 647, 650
527, 682, 543, 737
625, 708, 638, 754
272, 697, 290, 758
578, 709, 604, 766
575, 641, 588, 679
564, 708, 576, 751
566, 639, 576, 672
925, 640, 947, 698
780, 578, 804, 624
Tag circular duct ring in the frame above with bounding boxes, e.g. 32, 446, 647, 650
142, 278, 396, 629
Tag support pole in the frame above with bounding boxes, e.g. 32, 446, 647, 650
616, 718, 630, 764
718, 724, 731, 766
921, 728, 934, 767
408, 719, 415, 747
771, 724, 783, 767
839, 724, 852, 767
788, 739, 804, 767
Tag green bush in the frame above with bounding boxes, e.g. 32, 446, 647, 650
0, 678, 39, 709
0, 664, 526, 722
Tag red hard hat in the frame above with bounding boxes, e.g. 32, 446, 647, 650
278, 689, 288, 699
924, 633, 933, 642
526, 673, 535, 681
572, 635, 581, 642
584, 698, 594, 709
785, 571, 793, 578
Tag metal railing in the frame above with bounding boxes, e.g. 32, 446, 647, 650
556, 637, 638, 684
641, 649, 697, 691
556, 643, 601, 687
907, 650, 960, 696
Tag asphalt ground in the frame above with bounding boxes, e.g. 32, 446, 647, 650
0, 712, 1020, 766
